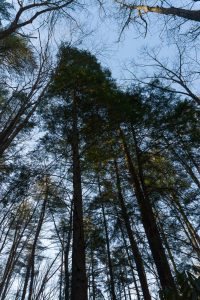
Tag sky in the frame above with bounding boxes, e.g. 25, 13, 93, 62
12, 0, 200, 97
29, 1, 176, 84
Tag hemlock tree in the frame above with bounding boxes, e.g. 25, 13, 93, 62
39, 45, 115, 300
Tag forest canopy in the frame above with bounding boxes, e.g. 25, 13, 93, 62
0, 1, 199, 300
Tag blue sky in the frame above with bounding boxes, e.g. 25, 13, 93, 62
42, 2, 173, 82
20, 0, 200, 97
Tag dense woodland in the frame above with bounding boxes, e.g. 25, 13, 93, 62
0, 0, 200, 299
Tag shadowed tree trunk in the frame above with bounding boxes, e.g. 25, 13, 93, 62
119, 127, 177, 297
71, 92, 87, 300
114, 159, 151, 300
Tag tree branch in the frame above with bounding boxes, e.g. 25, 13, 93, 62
117, 2, 200, 22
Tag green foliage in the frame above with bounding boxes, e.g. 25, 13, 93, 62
48, 44, 116, 110
0, 34, 36, 71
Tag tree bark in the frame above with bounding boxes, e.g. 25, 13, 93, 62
120, 3, 200, 23
71, 92, 87, 300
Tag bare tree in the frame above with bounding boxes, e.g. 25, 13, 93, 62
124, 43, 200, 106
114, 0, 200, 38
0, 36, 53, 157
0, 0, 80, 40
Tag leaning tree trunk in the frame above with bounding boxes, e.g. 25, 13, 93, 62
71, 92, 87, 300
114, 159, 151, 300
119, 127, 177, 297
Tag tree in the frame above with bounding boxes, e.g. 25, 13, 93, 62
0, 41, 51, 157
115, 0, 200, 37
0, 34, 36, 71
40, 45, 115, 300
117, 2, 200, 22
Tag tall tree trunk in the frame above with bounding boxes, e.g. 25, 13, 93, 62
71, 93, 87, 300
119, 127, 177, 297
114, 159, 151, 300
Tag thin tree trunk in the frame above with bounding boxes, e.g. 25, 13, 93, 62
164, 138, 200, 189
101, 201, 117, 300
128, 285, 132, 300
90, 247, 96, 300
98, 178, 116, 300
153, 206, 178, 274
118, 221, 141, 300
165, 194, 200, 258
60, 246, 64, 300
123, 284, 128, 300
64, 203, 73, 300
0, 207, 36, 300
171, 195, 200, 249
